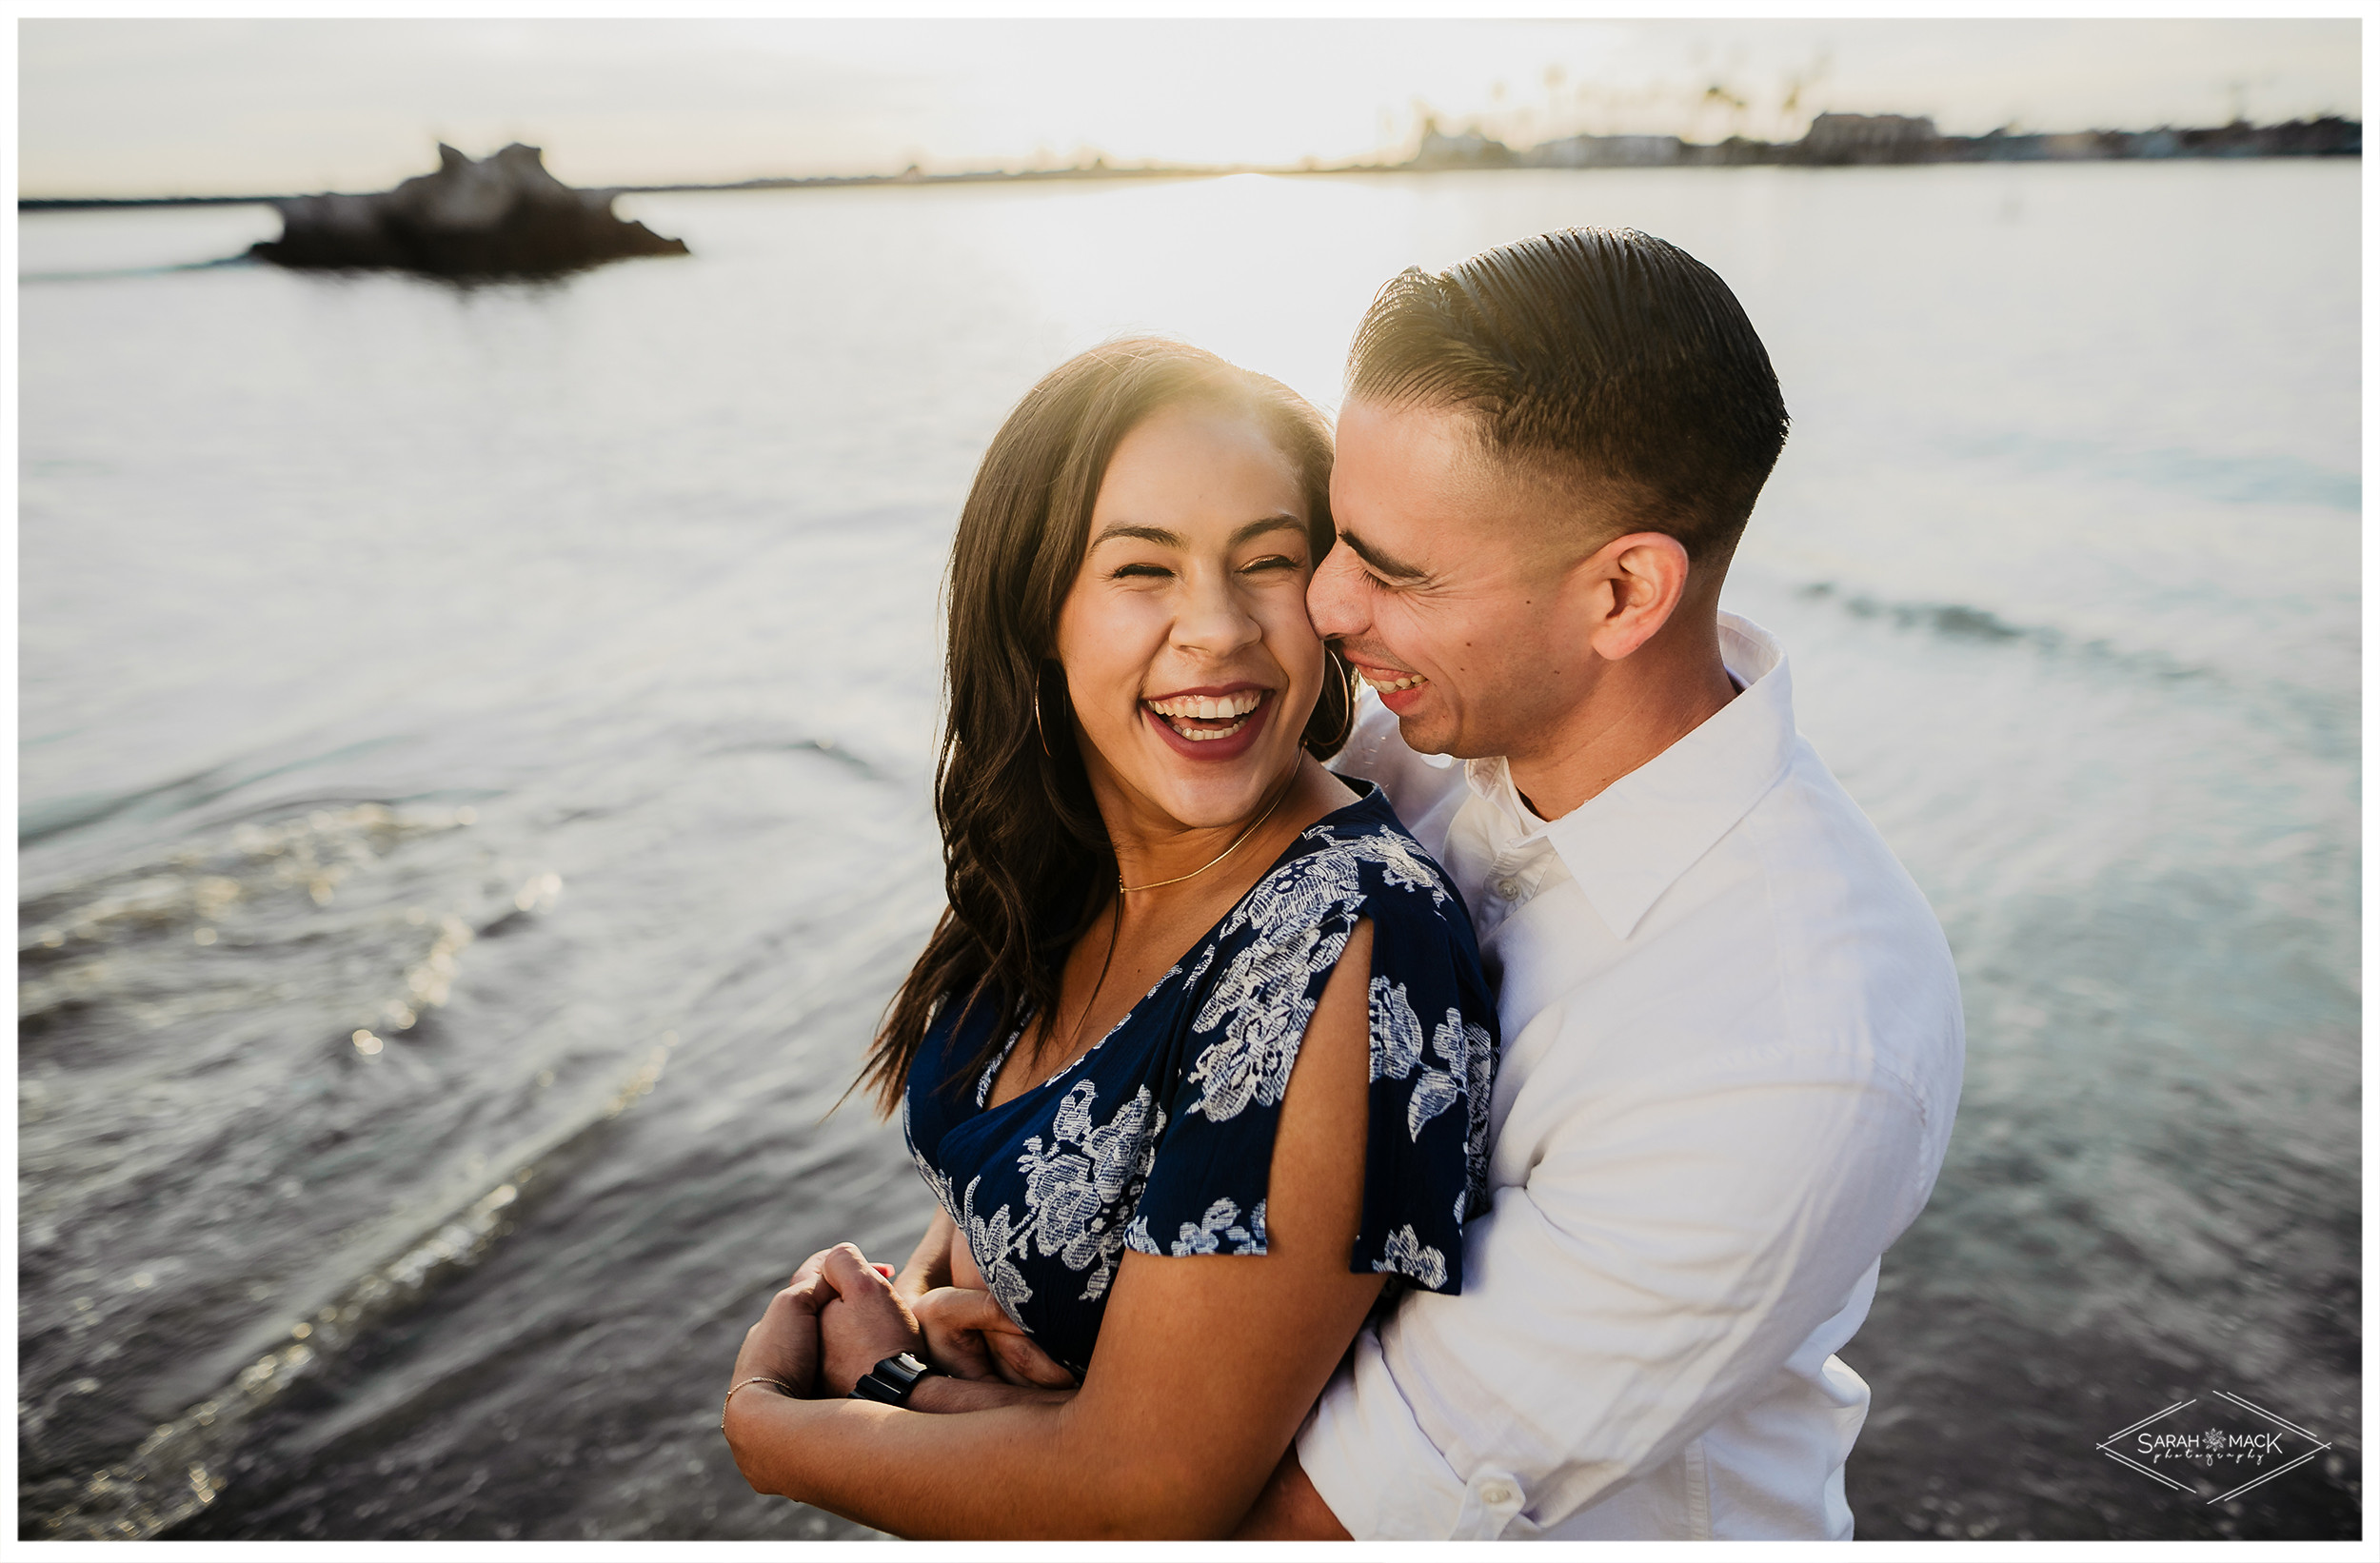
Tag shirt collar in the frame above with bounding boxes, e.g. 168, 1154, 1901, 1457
1466, 612, 1798, 941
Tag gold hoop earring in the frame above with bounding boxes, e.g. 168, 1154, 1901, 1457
1304, 643, 1355, 758
1034, 687, 1053, 759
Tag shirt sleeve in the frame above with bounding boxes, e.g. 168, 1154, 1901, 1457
1297, 1029, 1933, 1538
1299, 1327, 1477, 1537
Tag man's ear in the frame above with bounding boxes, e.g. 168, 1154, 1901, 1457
1573, 531, 1693, 661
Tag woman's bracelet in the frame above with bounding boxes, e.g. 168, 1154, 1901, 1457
721, 1375, 794, 1431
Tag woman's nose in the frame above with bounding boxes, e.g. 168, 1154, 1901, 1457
1171, 569, 1263, 656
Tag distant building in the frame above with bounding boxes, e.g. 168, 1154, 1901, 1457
1528, 134, 1682, 168
1801, 112, 1941, 165
1388, 109, 2355, 183
2037, 132, 2111, 161
1412, 118, 1515, 169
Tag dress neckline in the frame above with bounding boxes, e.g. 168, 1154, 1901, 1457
969, 780, 1390, 1118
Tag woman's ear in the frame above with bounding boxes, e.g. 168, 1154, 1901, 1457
1574, 531, 1694, 663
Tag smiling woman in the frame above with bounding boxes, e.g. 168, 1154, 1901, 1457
861, 340, 1357, 1115
719, 340, 1498, 1537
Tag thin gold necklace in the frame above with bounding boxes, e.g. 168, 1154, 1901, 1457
1117, 776, 1296, 895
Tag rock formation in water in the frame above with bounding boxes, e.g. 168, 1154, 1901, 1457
249, 143, 688, 278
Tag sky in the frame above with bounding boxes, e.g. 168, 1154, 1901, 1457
17, 17, 2364, 198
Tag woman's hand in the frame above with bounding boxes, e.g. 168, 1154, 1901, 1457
730, 1271, 830, 1397
912, 1286, 1077, 1388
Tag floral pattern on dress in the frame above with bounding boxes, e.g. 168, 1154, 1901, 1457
1128, 1195, 1267, 1257
902, 1091, 961, 1220
901, 782, 1497, 1376
1456, 1008, 1496, 1220
1185, 919, 1354, 1122
1376, 1222, 1449, 1289
1368, 978, 1492, 1163
1014, 1079, 1164, 1301
960, 1180, 1035, 1321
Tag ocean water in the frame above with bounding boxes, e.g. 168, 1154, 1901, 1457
17, 162, 2359, 1540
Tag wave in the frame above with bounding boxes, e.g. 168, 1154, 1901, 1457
1795, 580, 2238, 690
704, 734, 885, 782
19, 766, 244, 850
23, 1037, 678, 1540
1789, 581, 2355, 768
19, 736, 419, 850
1948, 431, 2358, 513
19, 800, 495, 1033
1803, 585, 2036, 646
16, 795, 585, 1538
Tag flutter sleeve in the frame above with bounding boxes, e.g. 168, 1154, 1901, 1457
1122, 826, 1498, 1294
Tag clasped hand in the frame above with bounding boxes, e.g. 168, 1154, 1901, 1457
729, 1242, 1074, 1405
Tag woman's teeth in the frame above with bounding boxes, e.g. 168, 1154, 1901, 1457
1146, 690, 1264, 740
1361, 670, 1428, 692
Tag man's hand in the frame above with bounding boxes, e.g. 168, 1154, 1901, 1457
912, 1285, 1076, 1388
812, 1243, 928, 1395
1235, 1449, 1353, 1539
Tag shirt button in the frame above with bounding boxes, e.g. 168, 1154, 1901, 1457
1496, 879, 1520, 900
1479, 1478, 1520, 1507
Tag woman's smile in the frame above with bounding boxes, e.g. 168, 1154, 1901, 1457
1142, 683, 1276, 758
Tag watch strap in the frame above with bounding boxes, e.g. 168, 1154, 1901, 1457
849, 1351, 937, 1406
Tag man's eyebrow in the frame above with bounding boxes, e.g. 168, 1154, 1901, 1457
1337, 528, 1429, 581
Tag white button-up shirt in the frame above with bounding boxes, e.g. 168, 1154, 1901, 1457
1298, 613, 1964, 1540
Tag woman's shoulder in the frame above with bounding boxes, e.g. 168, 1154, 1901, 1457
1227, 781, 1471, 943
1149, 782, 1497, 1296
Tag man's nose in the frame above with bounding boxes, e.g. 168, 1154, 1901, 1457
1308, 541, 1366, 638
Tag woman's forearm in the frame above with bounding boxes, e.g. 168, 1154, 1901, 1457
729, 1387, 1218, 1539
910, 1375, 1072, 1415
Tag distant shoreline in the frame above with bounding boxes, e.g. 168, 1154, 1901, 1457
19, 167, 1208, 210
20, 113, 2358, 210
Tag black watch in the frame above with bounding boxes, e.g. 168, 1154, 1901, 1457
848, 1351, 939, 1407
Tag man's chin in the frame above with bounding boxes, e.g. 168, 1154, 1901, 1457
1358, 680, 1462, 759
1388, 705, 1460, 759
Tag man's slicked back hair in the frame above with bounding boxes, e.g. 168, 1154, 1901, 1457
1346, 227, 1789, 564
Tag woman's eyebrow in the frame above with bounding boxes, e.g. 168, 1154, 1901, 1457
1089, 523, 1182, 548
1230, 514, 1307, 547
1089, 514, 1305, 550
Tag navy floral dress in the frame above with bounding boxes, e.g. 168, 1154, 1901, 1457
902, 782, 1497, 1378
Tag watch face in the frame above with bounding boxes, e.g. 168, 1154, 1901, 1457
861, 1353, 929, 1402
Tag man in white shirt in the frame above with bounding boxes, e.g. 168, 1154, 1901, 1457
1240, 227, 1964, 1539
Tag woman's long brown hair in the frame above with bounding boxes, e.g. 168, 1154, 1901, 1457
858, 339, 1353, 1116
